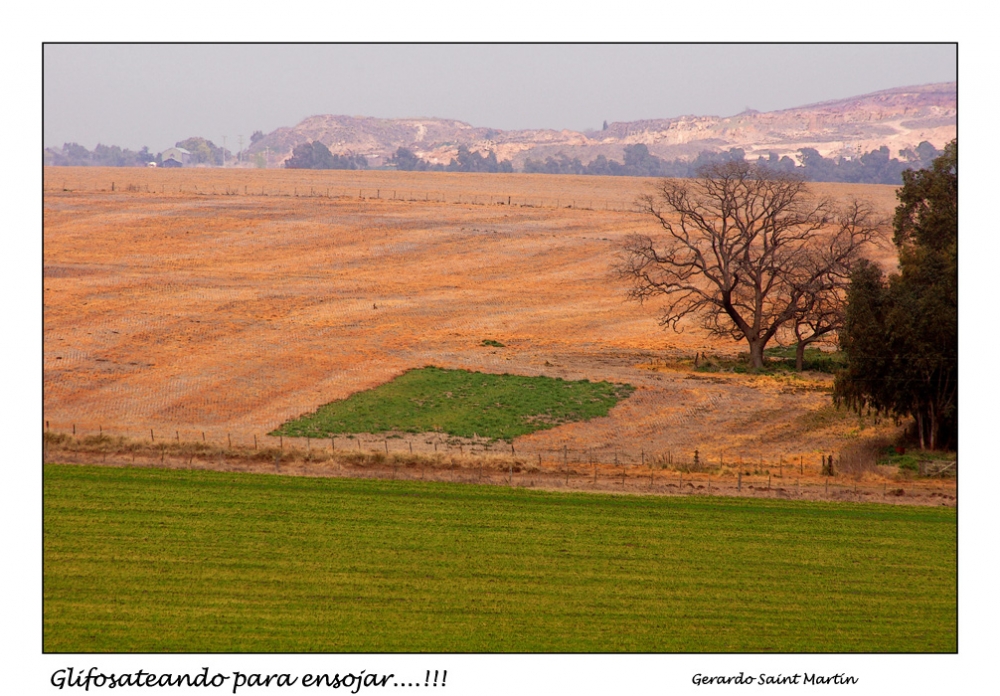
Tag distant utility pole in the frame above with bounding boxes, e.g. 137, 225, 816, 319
265, 146, 270, 169
237, 134, 244, 164
222, 135, 227, 167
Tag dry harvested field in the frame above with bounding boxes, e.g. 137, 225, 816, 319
45, 166, 936, 493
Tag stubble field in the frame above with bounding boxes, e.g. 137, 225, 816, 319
44, 167, 911, 480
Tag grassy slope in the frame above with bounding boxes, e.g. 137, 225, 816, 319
44, 464, 956, 652
271, 366, 635, 441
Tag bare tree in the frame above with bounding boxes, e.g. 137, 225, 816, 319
616, 161, 882, 370
782, 200, 885, 370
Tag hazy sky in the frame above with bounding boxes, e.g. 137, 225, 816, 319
43, 44, 956, 153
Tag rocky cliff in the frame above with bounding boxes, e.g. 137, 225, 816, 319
248, 82, 956, 169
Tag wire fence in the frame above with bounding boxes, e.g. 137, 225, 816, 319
42, 179, 642, 213
41, 421, 956, 506
43, 420, 827, 471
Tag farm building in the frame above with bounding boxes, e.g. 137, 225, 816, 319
160, 147, 191, 167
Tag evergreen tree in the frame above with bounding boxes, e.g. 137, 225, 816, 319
834, 140, 957, 449
285, 141, 367, 170
388, 147, 429, 171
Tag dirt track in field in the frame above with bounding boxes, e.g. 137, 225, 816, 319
44, 167, 915, 478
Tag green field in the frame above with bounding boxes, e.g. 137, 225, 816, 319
272, 365, 635, 440
44, 464, 956, 652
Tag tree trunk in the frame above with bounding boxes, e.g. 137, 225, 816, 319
929, 404, 938, 451
915, 409, 926, 450
795, 341, 806, 372
749, 340, 766, 370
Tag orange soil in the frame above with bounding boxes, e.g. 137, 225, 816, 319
45, 167, 931, 483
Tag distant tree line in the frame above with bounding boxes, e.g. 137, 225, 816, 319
525, 145, 753, 177
45, 142, 158, 167
793, 142, 944, 184
44, 136, 233, 167
387, 146, 513, 173
524, 142, 945, 185
45, 136, 945, 185
284, 141, 368, 170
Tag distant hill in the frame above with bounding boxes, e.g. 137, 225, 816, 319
248, 82, 956, 169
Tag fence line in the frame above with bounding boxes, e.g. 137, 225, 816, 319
45, 422, 815, 470
42, 181, 642, 213
42, 435, 954, 506
42, 421, 956, 492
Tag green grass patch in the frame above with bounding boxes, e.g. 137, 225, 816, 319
764, 345, 847, 373
44, 464, 956, 652
481, 339, 505, 347
877, 446, 957, 473
694, 347, 845, 374
271, 366, 635, 441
